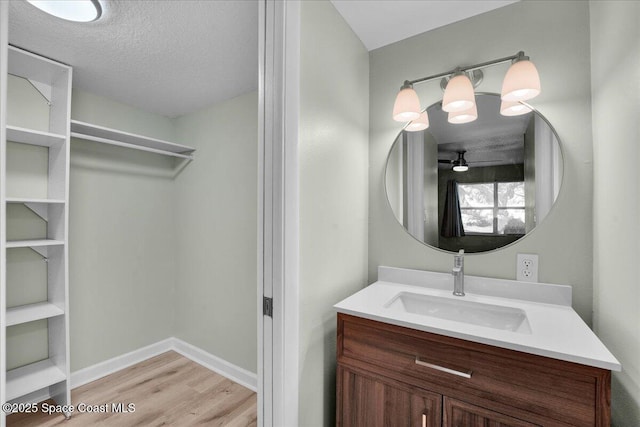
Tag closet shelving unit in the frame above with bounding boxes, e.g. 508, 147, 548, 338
1, 46, 72, 414
1, 46, 194, 425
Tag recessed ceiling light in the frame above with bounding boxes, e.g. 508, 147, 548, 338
27, 0, 103, 23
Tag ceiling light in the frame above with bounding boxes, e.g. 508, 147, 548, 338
452, 152, 469, 172
442, 71, 476, 113
27, 0, 103, 23
501, 52, 541, 102
500, 100, 532, 116
405, 111, 429, 132
392, 51, 541, 126
392, 81, 421, 122
448, 104, 478, 124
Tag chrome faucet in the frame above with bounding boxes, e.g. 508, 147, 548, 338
452, 249, 465, 296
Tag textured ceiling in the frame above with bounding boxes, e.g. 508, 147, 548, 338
429, 95, 531, 167
331, 0, 519, 51
9, 0, 258, 118
9, 1, 516, 117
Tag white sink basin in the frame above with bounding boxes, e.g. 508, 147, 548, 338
385, 292, 532, 334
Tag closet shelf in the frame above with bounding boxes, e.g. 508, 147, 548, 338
70, 120, 195, 160
7, 125, 66, 147
6, 239, 65, 248
7, 302, 64, 327
6, 199, 65, 222
6, 197, 65, 204
6, 359, 66, 401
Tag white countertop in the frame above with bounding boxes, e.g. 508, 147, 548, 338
334, 266, 621, 371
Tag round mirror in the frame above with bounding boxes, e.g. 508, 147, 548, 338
385, 93, 563, 253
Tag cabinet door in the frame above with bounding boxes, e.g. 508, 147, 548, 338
443, 397, 540, 427
337, 366, 441, 427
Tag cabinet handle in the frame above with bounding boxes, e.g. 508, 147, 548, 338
415, 357, 472, 379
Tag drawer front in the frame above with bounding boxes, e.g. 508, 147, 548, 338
338, 314, 609, 426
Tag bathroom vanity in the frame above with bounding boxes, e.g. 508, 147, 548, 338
335, 267, 620, 426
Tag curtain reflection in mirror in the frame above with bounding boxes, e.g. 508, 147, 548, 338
441, 180, 465, 238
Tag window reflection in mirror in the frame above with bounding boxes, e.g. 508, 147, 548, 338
458, 181, 525, 234
385, 93, 563, 254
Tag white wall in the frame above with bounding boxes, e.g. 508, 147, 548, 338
70, 89, 260, 373
173, 91, 258, 373
298, 0, 369, 424
71, 90, 176, 142
368, 1, 595, 322
69, 89, 177, 370
590, 1, 640, 424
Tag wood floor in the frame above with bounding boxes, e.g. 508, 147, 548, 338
7, 351, 257, 427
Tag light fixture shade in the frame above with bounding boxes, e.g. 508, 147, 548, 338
501, 59, 541, 102
448, 104, 478, 124
442, 74, 475, 112
27, 0, 102, 22
393, 86, 421, 122
500, 100, 532, 116
453, 164, 469, 172
405, 112, 429, 132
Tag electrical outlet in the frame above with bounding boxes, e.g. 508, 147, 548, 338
517, 253, 539, 282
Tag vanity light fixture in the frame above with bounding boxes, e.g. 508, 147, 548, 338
392, 81, 421, 122
501, 52, 541, 102
393, 51, 541, 127
442, 70, 476, 113
500, 100, 532, 116
405, 111, 429, 131
448, 103, 478, 124
26, 0, 103, 23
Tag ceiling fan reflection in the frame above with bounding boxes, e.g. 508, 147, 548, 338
438, 150, 507, 172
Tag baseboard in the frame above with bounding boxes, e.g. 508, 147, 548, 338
70, 337, 257, 392
71, 338, 174, 389
171, 338, 257, 392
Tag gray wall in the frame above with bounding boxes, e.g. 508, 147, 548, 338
368, 1, 595, 322
298, 0, 369, 424
590, 1, 640, 424
173, 91, 258, 373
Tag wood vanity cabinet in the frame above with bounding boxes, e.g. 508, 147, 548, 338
336, 314, 611, 427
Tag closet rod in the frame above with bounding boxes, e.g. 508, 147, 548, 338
71, 132, 194, 160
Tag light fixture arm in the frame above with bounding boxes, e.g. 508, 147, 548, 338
405, 51, 526, 87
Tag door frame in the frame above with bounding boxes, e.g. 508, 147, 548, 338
257, 1, 300, 426
0, 3, 8, 426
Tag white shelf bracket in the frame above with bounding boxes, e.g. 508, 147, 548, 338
30, 246, 49, 261
28, 79, 52, 106
9, 73, 52, 106
172, 157, 193, 178
24, 202, 49, 221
